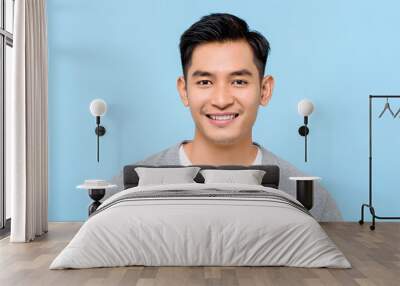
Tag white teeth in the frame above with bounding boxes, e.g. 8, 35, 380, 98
210, 114, 236, 121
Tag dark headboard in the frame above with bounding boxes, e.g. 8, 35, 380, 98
123, 165, 280, 189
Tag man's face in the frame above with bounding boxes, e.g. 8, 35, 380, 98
177, 40, 274, 145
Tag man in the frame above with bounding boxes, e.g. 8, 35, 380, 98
109, 13, 342, 221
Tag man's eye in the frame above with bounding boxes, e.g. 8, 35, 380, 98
232, 79, 248, 86
197, 80, 212, 86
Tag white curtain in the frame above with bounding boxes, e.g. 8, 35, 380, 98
8, 0, 48, 242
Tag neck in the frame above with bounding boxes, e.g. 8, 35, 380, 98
183, 131, 258, 166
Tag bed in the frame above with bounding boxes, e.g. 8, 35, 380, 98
49, 165, 350, 269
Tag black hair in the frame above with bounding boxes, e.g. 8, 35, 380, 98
179, 13, 270, 79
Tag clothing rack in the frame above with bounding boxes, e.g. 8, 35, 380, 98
359, 95, 400, 230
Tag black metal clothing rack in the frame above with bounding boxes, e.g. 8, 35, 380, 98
359, 95, 400, 230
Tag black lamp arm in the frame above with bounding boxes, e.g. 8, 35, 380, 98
94, 116, 106, 162
298, 116, 310, 162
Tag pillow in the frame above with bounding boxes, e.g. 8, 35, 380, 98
135, 167, 201, 186
200, 169, 266, 185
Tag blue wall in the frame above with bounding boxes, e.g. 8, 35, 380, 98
47, 0, 400, 221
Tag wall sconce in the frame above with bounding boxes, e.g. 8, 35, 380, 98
89, 99, 107, 162
297, 99, 314, 162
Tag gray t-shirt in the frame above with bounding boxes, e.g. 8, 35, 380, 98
108, 140, 342, 222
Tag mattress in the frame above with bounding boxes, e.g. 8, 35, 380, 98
50, 183, 351, 269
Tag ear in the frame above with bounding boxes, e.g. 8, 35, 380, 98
260, 75, 275, 106
177, 76, 189, 107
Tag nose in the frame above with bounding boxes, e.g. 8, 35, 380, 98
210, 83, 234, 109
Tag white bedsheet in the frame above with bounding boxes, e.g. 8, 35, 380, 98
50, 183, 351, 269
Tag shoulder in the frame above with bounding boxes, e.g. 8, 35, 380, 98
257, 143, 342, 221
258, 144, 306, 176
133, 142, 182, 165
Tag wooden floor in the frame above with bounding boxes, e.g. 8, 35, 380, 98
0, 222, 399, 286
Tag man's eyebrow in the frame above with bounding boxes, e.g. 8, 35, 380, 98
191, 70, 213, 77
191, 69, 253, 78
230, 69, 253, 76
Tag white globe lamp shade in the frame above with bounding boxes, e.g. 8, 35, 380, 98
90, 99, 107, 117
297, 99, 314, 116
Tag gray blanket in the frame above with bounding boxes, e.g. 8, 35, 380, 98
92, 188, 311, 218
50, 183, 350, 269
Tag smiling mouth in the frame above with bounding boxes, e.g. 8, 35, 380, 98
206, 113, 239, 121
